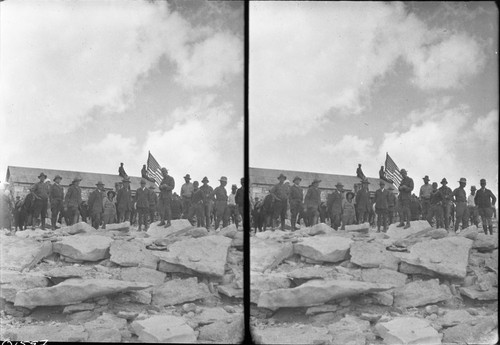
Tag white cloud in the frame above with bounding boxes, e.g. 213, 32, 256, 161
86, 133, 139, 159
321, 135, 377, 174
472, 109, 499, 145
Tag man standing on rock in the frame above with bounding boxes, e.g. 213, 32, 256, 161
158, 167, 175, 228
117, 178, 132, 223
213, 176, 229, 230
387, 186, 397, 225
397, 169, 414, 229
200, 177, 214, 229
327, 182, 343, 230
355, 180, 371, 224
452, 178, 469, 233
88, 181, 105, 229
289, 176, 303, 231
304, 179, 321, 226
468, 185, 479, 227
235, 178, 244, 227
419, 175, 432, 220
374, 180, 390, 232
49, 175, 64, 230
475, 179, 497, 235
191, 181, 205, 228
270, 173, 289, 231
427, 182, 444, 228
228, 184, 240, 229
439, 178, 453, 231
135, 179, 150, 231
148, 185, 158, 224
31, 172, 50, 230
64, 177, 82, 225
180, 174, 194, 222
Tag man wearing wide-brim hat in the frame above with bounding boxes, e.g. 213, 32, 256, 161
304, 178, 321, 226
396, 169, 414, 229
64, 177, 82, 226
327, 182, 344, 230
355, 179, 371, 224
419, 175, 432, 220
475, 178, 497, 235
452, 178, 468, 233
438, 177, 453, 231
135, 179, 150, 231
200, 176, 214, 230
117, 178, 132, 223
88, 181, 105, 230
289, 176, 303, 230
213, 176, 229, 230
374, 180, 390, 232
49, 175, 64, 230
467, 185, 479, 227
181, 174, 194, 223
30, 172, 50, 230
158, 168, 175, 228
270, 173, 290, 231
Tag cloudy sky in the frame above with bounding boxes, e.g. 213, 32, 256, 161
250, 1, 498, 194
0, 0, 243, 191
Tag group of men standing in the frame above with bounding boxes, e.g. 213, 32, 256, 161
255, 168, 497, 235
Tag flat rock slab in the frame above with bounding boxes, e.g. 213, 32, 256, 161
53, 235, 113, 261
398, 261, 436, 277
258, 278, 395, 310
399, 236, 473, 279
14, 278, 152, 308
442, 315, 498, 345
109, 239, 159, 269
328, 315, 371, 345
350, 241, 400, 270
218, 285, 243, 299
344, 222, 370, 233
147, 219, 193, 238
458, 225, 479, 240
472, 233, 498, 251
198, 314, 244, 343
375, 317, 442, 345
154, 235, 232, 277
394, 228, 449, 247
152, 277, 211, 306
187, 227, 209, 238
293, 235, 352, 263
0, 270, 49, 302
0, 236, 53, 271
251, 272, 291, 304
104, 221, 130, 231
120, 267, 166, 285
439, 309, 474, 327
251, 238, 294, 273
157, 261, 196, 275
252, 325, 332, 344
59, 221, 95, 235
460, 286, 498, 300
4, 323, 88, 342
43, 265, 92, 278
219, 224, 238, 238
393, 279, 452, 308
131, 314, 196, 343
193, 307, 233, 325
286, 266, 335, 280
386, 220, 433, 241
361, 268, 407, 287
307, 223, 333, 235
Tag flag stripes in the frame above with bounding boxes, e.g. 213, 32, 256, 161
385, 153, 402, 189
147, 151, 163, 186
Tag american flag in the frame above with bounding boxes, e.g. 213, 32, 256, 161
147, 151, 163, 186
385, 153, 403, 188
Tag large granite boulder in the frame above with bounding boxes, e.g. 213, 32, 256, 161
153, 235, 232, 277
258, 278, 395, 310
252, 325, 332, 344
350, 241, 400, 270
0, 270, 49, 302
293, 235, 352, 263
360, 268, 407, 287
14, 278, 152, 308
251, 272, 291, 303
151, 277, 211, 306
251, 238, 294, 273
393, 279, 452, 308
0, 236, 52, 271
53, 235, 113, 261
307, 223, 333, 236
109, 239, 159, 269
131, 314, 196, 343
59, 221, 94, 235
398, 236, 473, 279
472, 233, 498, 251
375, 317, 442, 345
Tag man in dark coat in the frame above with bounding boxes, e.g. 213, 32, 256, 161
374, 180, 390, 232
304, 179, 321, 226
141, 165, 156, 183
31, 172, 50, 229
387, 186, 397, 225
235, 177, 244, 226
118, 163, 128, 179
356, 180, 371, 224
200, 177, 214, 229
180, 174, 194, 222
452, 178, 469, 233
64, 178, 82, 225
427, 182, 444, 228
419, 175, 432, 220
158, 167, 175, 227
356, 164, 366, 180
171, 193, 182, 220
289, 176, 303, 230
49, 175, 64, 230
270, 173, 289, 231
135, 179, 150, 231
438, 178, 453, 231
327, 182, 343, 230
148, 185, 158, 224
213, 176, 229, 230
117, 178, 132, 223
468, 185, 479, 227
397, 169, 414, 229
475, 178, 497, 235
191, 181, 205, 228
88, 181, 105, 229
409, 194, 422, 221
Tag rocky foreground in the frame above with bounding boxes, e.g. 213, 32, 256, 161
0, 220, 244, 343
250, 221, 498, 344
